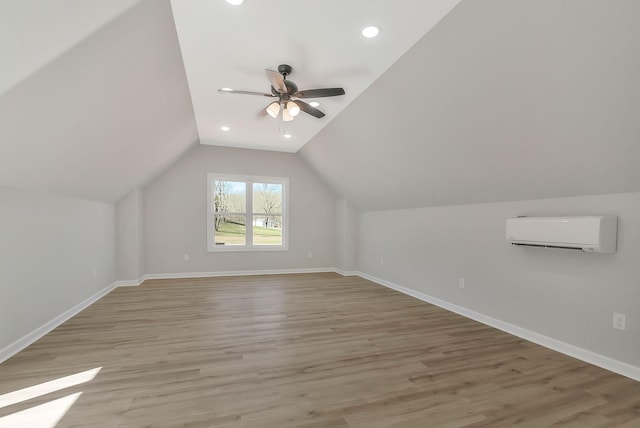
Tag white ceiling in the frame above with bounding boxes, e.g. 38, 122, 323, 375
4, 0, 637, 209
0, 0, 198, 202
300, 0, 640, 210
0, 0, 141, 97
170, 0, 461, 152
0, 0, 462, 203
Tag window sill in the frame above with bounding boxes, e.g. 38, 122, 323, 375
207, 245, 289, 253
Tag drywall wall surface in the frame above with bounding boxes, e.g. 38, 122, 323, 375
144, 145, 336, 274
336, 198, 358, 272
116, 188, 144, 280
0, 187, 115, 349
136, 187, 144, 279
358, 192, 640, 367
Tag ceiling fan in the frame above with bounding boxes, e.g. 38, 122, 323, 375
218, 64, 345, 121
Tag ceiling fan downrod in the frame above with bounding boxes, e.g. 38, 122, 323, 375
277, 64, 293, 79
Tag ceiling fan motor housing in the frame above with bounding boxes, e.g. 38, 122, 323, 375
277, 64, 293, 77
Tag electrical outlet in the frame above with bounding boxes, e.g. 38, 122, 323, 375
459, 278, 465, 289
613, 313, 626, 331
184, 254, 190, 262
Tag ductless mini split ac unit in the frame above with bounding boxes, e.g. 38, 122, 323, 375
506, 216, 618, 253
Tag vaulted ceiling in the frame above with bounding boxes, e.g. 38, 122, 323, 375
300, 0, 640, 210
0, 0, 197, 202
1, 0, 639, 209
170, 0, 460, 152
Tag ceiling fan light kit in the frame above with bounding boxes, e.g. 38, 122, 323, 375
266, 102, 280, 118
218, 64, 345, 122
286, 101, 300, 117
282, 108, 294, 122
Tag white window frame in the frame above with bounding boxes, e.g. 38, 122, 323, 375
207, 173, 289, 252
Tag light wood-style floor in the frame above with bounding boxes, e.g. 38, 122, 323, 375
1, 273, 639, 427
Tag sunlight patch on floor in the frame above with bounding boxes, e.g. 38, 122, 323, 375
0, 367, 101, 409
0, 367, 101, 428
0, 392, 82, 428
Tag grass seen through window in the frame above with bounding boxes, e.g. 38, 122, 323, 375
215, 220, 282, 245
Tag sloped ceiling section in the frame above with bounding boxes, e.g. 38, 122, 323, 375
0, 0, 141, 97
0, 0, 198, 203
299, 0, 640, 211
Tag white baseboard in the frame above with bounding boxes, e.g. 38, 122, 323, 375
355, 271, 640, 382
333, 269, 359, 276
141, 267, 337, 282
112, 279, 144, 287
0, 281, 118, 364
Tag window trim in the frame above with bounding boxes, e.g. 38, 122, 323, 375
207, 173, 289, 252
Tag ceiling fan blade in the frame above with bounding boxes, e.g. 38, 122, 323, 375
294, 88, 345, 98
218, 89, 275, 97
294, 100, 325, 118
265, 69, 287, 94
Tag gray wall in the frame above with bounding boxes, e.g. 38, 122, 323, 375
358, 192, 640, 367
336, 198, 358, 273
144, 145, 336, 274
0, 187, 115, 349
115, 188, 144, 280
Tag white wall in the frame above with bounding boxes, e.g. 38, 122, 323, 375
0, 187, 115, 350
336, 197, 358, 273
144, 145, 336, 274
358, 192, 640, 368
115, 188, 144, 280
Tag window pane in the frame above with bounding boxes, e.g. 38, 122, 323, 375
214, 181, 246, 214
253, 215, 282, 245
214, 180, 246, 246
253, 183, 283, 246
214, 214, 246, 245
253, 183, 282, 215
208, 174, 287, 251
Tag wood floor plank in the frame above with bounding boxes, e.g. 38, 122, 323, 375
1, 273, 639, 427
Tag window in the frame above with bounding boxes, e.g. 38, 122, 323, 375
207, 174, 288, 251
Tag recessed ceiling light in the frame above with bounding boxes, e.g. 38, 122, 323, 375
309, 101, 320, 107
221, 126, 230, 131
284, 134, 292, 139
362, 26, 380, 38
225, 0, 244, 5
220, 87, 233, 92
